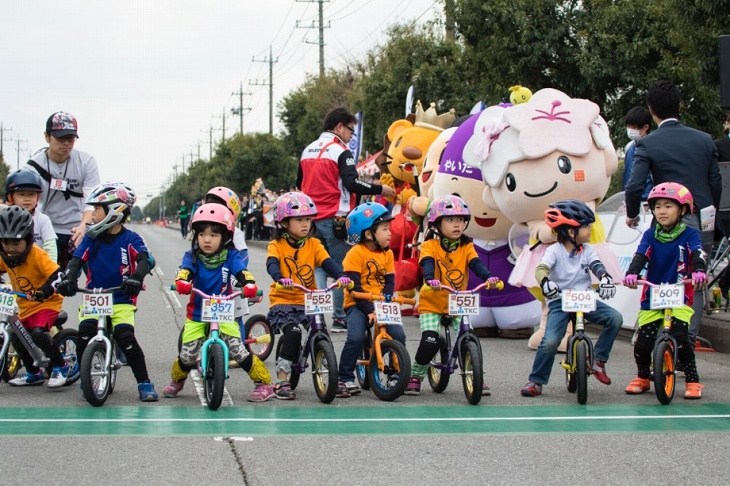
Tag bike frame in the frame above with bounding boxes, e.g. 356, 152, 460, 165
287, 282, 338, 375
190, 288, 242, 379
80, 287, 124, 381
0, 290, 52, 369
562, 309, 596, 373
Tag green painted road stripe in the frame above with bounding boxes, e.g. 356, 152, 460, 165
2, 403, 730, 436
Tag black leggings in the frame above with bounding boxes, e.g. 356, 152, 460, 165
633, 319, 699, 383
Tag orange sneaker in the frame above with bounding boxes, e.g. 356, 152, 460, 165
684, 382, 704, 400
625, 377, 651, 394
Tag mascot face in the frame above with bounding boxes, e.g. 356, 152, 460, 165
386, 119, 442, 185
477, 88, 618, 225
434, 111, 512, 240
420, 127, 456, 199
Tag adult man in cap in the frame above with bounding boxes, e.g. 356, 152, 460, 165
24, 111, 101, 270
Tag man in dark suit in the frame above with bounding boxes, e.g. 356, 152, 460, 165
625, 80, 722, 344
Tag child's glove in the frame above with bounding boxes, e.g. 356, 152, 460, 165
243, 283, 258, 299
623, 274, 638, 289
692, 272, 707, 289
540, 277, 559, 299
122, 276, 143, 297
336, 276, 351, 288
486, 276, 502, 288
598, 275, 616, 300
32, 289, 50, 302
426, 279, 441, 290
175, 280, 192, 295
56, 279, 78, 297
278, 278, 293, 288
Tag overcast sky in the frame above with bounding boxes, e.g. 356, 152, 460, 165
0, 1, 439, 205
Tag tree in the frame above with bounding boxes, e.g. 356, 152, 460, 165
0, 152, 10, 200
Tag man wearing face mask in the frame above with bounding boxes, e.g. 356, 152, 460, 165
621, 106, 653, 199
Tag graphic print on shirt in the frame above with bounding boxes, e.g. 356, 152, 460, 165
119, 244, 140, 278
364, 260, 385, 287
9, 275, 34, 294
436, 259, 466, 288
284, 255, 315, 287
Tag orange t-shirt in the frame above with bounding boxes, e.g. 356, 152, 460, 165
418, 238, 478, 315
343, 244, 394, 310
267, 237, 332, 307
0, 245, 63, 319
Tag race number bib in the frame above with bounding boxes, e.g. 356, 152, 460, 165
561, 289, 597, 313
0, 292, 16, 315
202, 298, 234, 322
50, 178, 68, 191
375, 300, 402, 325
448, 293, 480, 316
650, 284, 685, 310
83, 293, 114, 316
305, 292, 333, 315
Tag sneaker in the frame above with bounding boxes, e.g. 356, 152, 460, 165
138, 382, 159, 402
520, 382, 542, 397
247, 383, 275, 402
9, 370, 45, 386
625, 377, 651, 394
345, 381, 361, 395
684, 382, 704, 400
163, 380, 186, 398
336, 381, 351, 398
404, 376, 421, 396
331, 318, 348, 333
274, 381, 296, 400
47, 364, 70, 388
591, 360, 611, 385
482, 382, 492, 396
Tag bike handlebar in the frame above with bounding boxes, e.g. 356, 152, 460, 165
635, 279, 693, 288
169, 284, 262, 301
79, 287, 124, 294
276, 281, 353, 293
350, 291, 416, 306
437, 281, 504, 294
0, 287, 27, 300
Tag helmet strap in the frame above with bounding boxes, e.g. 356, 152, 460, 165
283, 232, 306, 248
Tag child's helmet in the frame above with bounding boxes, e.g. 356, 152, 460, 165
85, 182, 137, 238
346, 202, 393, 244
545, 199, 596, 229
0, 206, 34, 268
205, 186, 242, 219
191, 203, 236, 233
273, 192, 317, 224
5, 169, 43, 194
426, 195, 471, 226
647, 182, 693, 215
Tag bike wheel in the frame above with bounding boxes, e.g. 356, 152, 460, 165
244, 314, 274, 361
177, 328, 183, 353
653, 341, 675, 405
109, 342, 118, 395
0, 336, 7, 381
1, 341, 20, 382
312, 338, 338, 403
80, 341, 111, 407
576, 340, 588, 405
356, 339, 371, 391
203, 342, 226, 410
461, 340, 483, 405
275, 338, 301, 390
369, 340, 411, 402
427, 336, 450, 393
53, 328, 80, 385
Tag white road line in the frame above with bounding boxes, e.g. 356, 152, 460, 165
4, 414, 730, 423
165, 288, 182, 308
190, 368, 235, 408
155, 267, 164, 277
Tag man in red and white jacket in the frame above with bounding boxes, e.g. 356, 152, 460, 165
297, 107, 395, 331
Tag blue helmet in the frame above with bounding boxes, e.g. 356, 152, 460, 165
346, 202, 393, 244
5, 169, 43, 194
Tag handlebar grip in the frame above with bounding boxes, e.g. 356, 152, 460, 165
495, 282, 504, 290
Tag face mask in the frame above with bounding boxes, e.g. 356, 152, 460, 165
626, 128, 641, 141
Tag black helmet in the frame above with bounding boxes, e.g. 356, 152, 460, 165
5, 169, 43, 194
0, 206, 35, 268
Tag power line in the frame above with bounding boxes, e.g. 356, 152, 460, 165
296, 0, 330, 78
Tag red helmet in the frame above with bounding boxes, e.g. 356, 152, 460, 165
647, 182, 693, 214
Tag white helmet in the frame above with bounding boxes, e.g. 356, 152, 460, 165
86, 181, 136, 238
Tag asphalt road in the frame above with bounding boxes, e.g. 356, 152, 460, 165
2, 223, 730, 485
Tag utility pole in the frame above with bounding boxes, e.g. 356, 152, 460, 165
251, 45, 278, 135
0, 123, 12, 158
231, 81, 252, 135
14, 138, 27, 170
444, 0, 455, 42
296, 0, 330, 78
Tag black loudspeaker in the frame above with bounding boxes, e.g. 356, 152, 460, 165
721, 35, 730, 109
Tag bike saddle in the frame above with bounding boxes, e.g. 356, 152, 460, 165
54, 310, 68, 327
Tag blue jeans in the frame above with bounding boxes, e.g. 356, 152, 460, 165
528, 299, 622, 385
314, 217, 349, 320
338, 306, 407, 383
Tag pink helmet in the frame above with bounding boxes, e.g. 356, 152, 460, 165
426, 195, 471, 225
273, 192, 317, 223
191, 203, 236, 232
647, 182, 694, 214
206, 186, 241, 219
